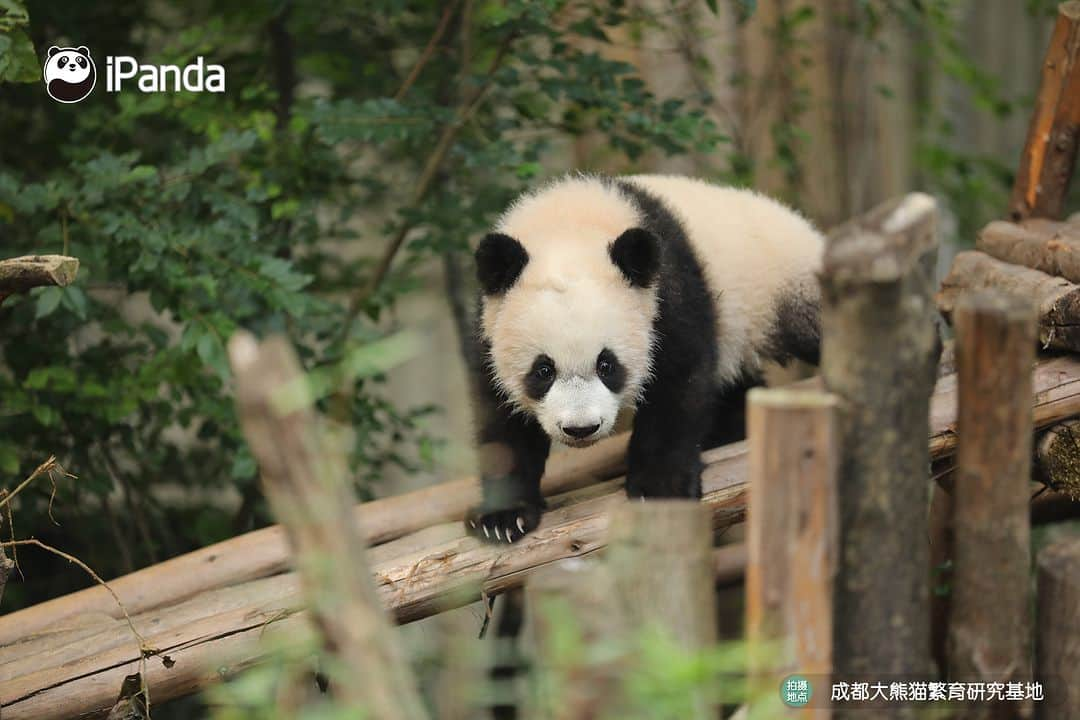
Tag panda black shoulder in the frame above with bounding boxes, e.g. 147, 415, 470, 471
611, 178, 719, 387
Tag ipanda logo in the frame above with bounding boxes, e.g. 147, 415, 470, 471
43, 46, 96, 103
43, 45, 225, 103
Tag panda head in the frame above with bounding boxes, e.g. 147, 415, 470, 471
43, 46, 96, 103
477, 225, 660, 447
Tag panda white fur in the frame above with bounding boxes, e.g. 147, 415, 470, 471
466, 174, 824, 544
43, 46, 96, 104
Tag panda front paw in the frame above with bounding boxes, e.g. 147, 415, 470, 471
465, 501, 544, 544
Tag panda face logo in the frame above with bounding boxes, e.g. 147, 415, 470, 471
43, 46, 96, 103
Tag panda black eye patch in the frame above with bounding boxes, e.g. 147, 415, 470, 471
596, 348, 626, 393
524, 354, 556, 400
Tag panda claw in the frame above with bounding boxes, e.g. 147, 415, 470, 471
464, 502, 544, 545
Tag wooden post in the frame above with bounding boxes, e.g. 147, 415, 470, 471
228, 332, 428, 720
525, 558, 623, 720
820, 193, 940, 706
745, 389, 839, 720
1010, 1, 1080, 222
948, 292, 1036, 718
1035, 536, 1080, 719
607, 501, 717, 716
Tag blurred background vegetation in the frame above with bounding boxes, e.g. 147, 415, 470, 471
0, 0, 1073, 715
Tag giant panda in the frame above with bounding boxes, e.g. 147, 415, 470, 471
465, 174, 824, 544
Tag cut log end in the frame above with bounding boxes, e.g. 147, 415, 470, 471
0, 255, 80, 303
1036, 421, 1080, 500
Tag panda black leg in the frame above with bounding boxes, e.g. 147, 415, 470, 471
702, 374, 763, 449
625, 361, 715, 499
465, 352, 551, 545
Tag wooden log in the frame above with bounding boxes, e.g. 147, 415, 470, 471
937, 250, 1080, 352
0, 255, 79, 304
1035, 420, 1080, 499
948, 292, 1035, 718
0, 432, 628, 648
1009, 1, 1080, 222
745, 389, 838, 720
0, 459, 747, 720
977, 219, 1080, 284
713, 543, 747, 587
1035, 536, 1080, 719
227, 332, 427, 720
525, 558, 623, 720
607, 501, 717, 717
821, 192, 939, 702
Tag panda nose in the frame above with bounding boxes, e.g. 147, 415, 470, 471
562, 423, 600, 439
68, 64, 76, 69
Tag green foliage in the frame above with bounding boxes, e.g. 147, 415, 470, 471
0, 0, 38, 83
0, 0, 721, 606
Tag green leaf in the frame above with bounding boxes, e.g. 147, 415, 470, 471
0, 0, 30, 32
0, 29, 38, 83
61, 286, 88, 320
0, 443, 18, 474
34, 286, 62, 319
30, 403, 59, 427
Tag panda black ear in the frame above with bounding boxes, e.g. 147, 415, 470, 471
609, 228, 659, 288
75, 46, 90, 56
476, 233, 529, 296
48, 46, 61, 58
